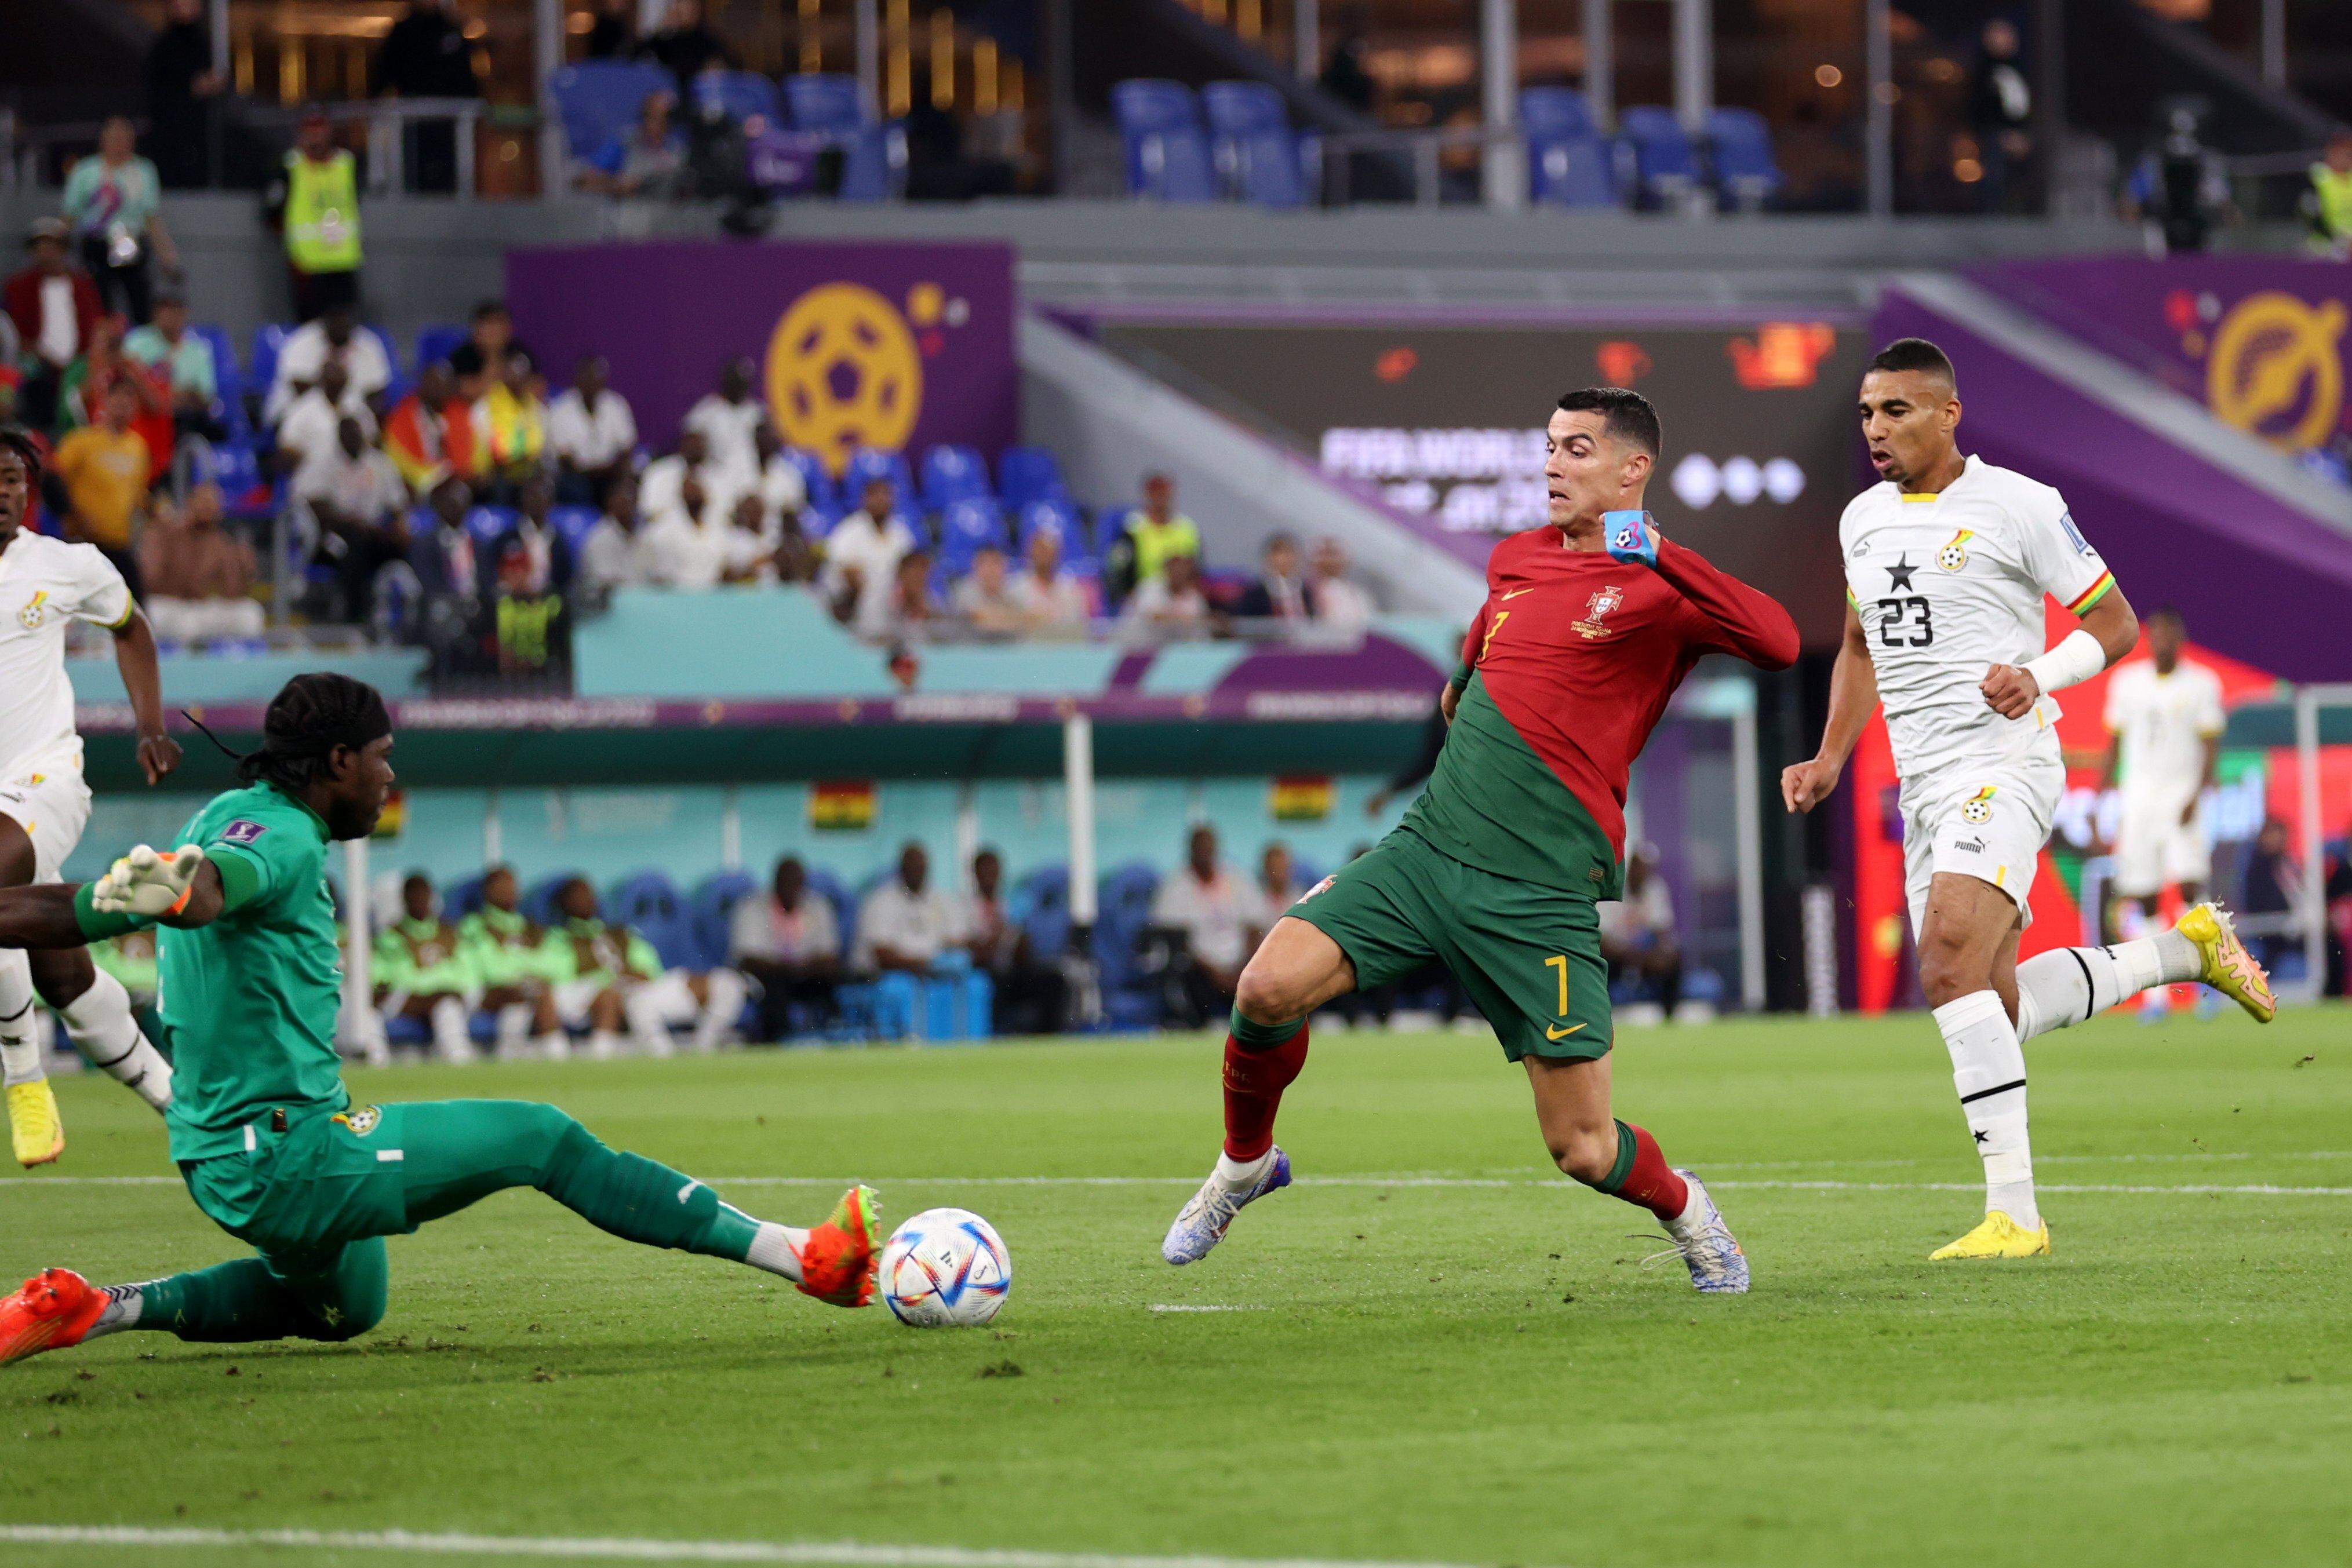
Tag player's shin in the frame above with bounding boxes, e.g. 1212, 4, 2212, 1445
1222, 1004, 1309, 1174
0, 948, 43, 1089
56, 966, 172, 1112
1583, 1120, 1691, 1221
2011, 931, 2201, 1042
1935, 991, 2037, 1227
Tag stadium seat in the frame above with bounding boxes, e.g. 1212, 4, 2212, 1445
1529, 132, 1619, 207
1617, 106, 1703, 207
694, 70, 783, 129
1110, 79, 1218, 202
549, 60, 672, 162
1015, 498, 1089, 563
188, 324, 249, 441
247, 323, 291, 410
686, 871, 757, 972
843, 448, 919, 510
937, 498, 1010, 574
1519, 86, 1597, 140
779, 446, 836, 513
443, 874, 487, 920
466, 505, 519, 550
1014, 865, 1071, 960
1091, 861, 1163, 1028
521, 873, 577, 929
414, 324, 467, 376
782, 73, 906, 201
1202, 81, 1313, 207
548, 505, 600, 559
997, 446, 1071, 510
920, 444, 992, 511
1705, 107, 1783, 210
607, 871, 696, 971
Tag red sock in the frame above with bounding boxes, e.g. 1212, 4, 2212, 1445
1608, 1122, 1690, 1221
1221, 1022, 1309, 1162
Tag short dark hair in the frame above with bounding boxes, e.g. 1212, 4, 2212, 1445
0, 425, 42, 484
1868, 337, 1957, 385
1556, 388, 1661, 457
238, 672, 390, 794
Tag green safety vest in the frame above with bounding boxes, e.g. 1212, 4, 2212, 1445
283, 149, 362, 272
2314, 164, 2352, 239
1127, 512, 1201, 580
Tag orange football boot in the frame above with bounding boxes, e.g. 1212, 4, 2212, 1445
795, 1184, 880, 1307
0, 1269, 110, 1367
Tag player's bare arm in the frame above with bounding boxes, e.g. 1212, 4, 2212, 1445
1979, 586, 2139, 719
110, 610, 182, 785
1782, 602, 1880, 814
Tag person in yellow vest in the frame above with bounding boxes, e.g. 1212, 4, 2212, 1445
269, 108, 362, 321
2307, 132, 2352, 260
470, 347, 548, 503
1107, 471, 1202, 603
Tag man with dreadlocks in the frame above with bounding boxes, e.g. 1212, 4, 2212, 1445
0, 424, 183, 1167
0, 672, 882, 1362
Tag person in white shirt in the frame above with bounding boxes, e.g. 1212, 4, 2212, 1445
545, 353, 637, 506
854, 843, 964, 975
1007, 523, 1091, 635
1783, 337, 2270, 1263
729, 855, 841, 1040
680, 357, 765, 491
947, 544, 1024, 636
1309, 535, 1376, 632
821, 477, 916, 632
636, 428, 733, 524
634, 471, 729, 590
577, 472, 647, 598
751, 425, 809, 522
276, 360, 377, 490
1119, 550, 1213, 640
264, 303, 391, 428
1598, 844, 1684, 1020
719, 491, 781, 585
1150, 824, 1254, 1024
2100, 607, 2225, 909
294, 414, 407, 621
1244, 841, 1305, 947
0, 428, 180, 1168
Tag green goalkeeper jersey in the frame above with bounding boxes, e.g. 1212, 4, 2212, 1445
152, 783, 351, 1163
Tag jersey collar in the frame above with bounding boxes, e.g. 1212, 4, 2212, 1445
264, 782, 333, 842
1898, 453, 1979, 503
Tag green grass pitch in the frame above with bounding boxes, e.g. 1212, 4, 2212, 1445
2, 1009, 2348, 1568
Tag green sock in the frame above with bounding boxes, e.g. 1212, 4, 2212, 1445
132, 1238, 389, 1344
538, 1118, 762, 1262
1229, 1003, 1304, 1051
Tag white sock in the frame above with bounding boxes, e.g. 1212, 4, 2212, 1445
428, 996, 474, 1062
85, 1282, 145, 1340
622, 990, 672, 1056
1933, 990, 2038, 1229
2014, 932, 2203, 1042
743, 1219, 809, 1282
0, 949, 43, 1088
694, 971, 748, 1051
57, 968, 172, 1112
494, 1004, 534, 1053
1214, 1149, 1273, 1187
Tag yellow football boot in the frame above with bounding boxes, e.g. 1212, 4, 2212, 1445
2176, 903, 2275, 1023
5, 1080, 63, 1168
1930, 1211, 2051, 1260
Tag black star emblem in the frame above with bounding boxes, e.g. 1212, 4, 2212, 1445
1972, 1129, 1990, 1145
1887, 553, 1918, 592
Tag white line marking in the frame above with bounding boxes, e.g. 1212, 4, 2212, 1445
0, 1525, 1527, 1568
1149, 1304, 1266, 1313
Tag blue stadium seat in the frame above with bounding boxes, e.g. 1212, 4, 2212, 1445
549, 60, 672, 163
1091, 862, 1162, 1026
783, 73, 864, 132
920, 444, 992, 510
802, 867, 857, 958
522, 873, 578, 928
782, 74, 905, 200
1705, 107, 1783, 209
1520, 86, 1597, 140
443, 874, 487, 920
997, 446, 1070, 510
1014, 865, 1071, 960
187, 324, 249, 441
687, 870, 758, 972
842, 448, 919, 510
1111, 79, 1218, 202
549, 505, 600, 557
1528, 132, 1618, 207
1202, 81, 1312, 207
248, 323, 292, 407
937, 498, 1010, 574
1015, 497, 1086, 557
607, 871, 694, 971
1617, 105, 1702, 206
780, 446, 836, 513
695, 70, 783, 129
466, 505, 518, 549
414, 323, 467, 376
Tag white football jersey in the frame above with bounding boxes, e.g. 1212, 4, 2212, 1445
2104, 659, 2224, 804
0, 531, 132, 778
1840, 455, 2114, 783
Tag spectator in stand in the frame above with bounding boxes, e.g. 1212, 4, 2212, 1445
1246, 841, 1305, 948
275, 359, 374, 486
751, 424, 809, 523
1150, 824, 1253, 1026
123, 289, 223, 444
1117, 471, 1200, 592
718, 491, 780, 585
1119, 550, 1213, 639
869, 548, 941, 641
2307, 131, 2352, 260
821, 476, 916, 630
576, 471, 647, 596
637, 426, 725, 520
768, 508, 819, 586
5, 219, 104, 431
638, 0, 731, 96
682, 356, 764, 488
854, 842, 963, 977
547, 352, 637, 506
580, 89, 690, 202
52, 381, 152, 587
62, 118, 176, 325
297, 413, 409, 621
502, 475, 569, 596
383, 360, 476, 493
268, 109, 363, 320
373, 0, 479, 195
58, 318, 173, 484
445, 300, 530, 399
1008, 522, 1090, 635
2124, 103, 2233, 257
471, 348, 548, 502
373, 871, 477, 1063
1599, 844, 1684, 1022
959, 848, 1068, 1035
147, 0, 227, 189
2240, 817, 2302, 975
948, 544, 1024, 636
636, 471, 728, 590
583, 0, 638, 59
409, 474, 484, 604
729, 855, 842, 1041
265, 301, 391, 428
1235, 530, 1312, 621
1309, 534, 1375, 632
1967, 19, 2036, 215
138, 482, 261, 642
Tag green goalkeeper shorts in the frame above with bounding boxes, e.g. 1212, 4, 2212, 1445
1281, 828, 1612, 1062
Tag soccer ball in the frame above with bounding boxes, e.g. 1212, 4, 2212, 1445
879, 1208, 1011, 1327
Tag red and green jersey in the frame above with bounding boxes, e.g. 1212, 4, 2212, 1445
1400, 528, 1799, 899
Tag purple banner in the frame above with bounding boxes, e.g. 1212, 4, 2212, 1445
1972, 256, 2349, 454
505, 240, 1018, 472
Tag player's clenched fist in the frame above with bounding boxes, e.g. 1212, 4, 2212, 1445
1979, 662, 2041, 720
1781, 757, 1840, 814
93, 845, 206, 918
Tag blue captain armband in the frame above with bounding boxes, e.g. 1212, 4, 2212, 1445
1602, 510, 1658, 568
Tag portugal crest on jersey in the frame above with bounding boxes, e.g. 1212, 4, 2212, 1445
1574, 585, 1625, 640
15, 591, 48, 630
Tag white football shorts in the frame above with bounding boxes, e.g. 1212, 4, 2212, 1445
1899, 751, 2065, 936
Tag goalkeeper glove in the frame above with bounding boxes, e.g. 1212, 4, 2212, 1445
93, 845, 206, 918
